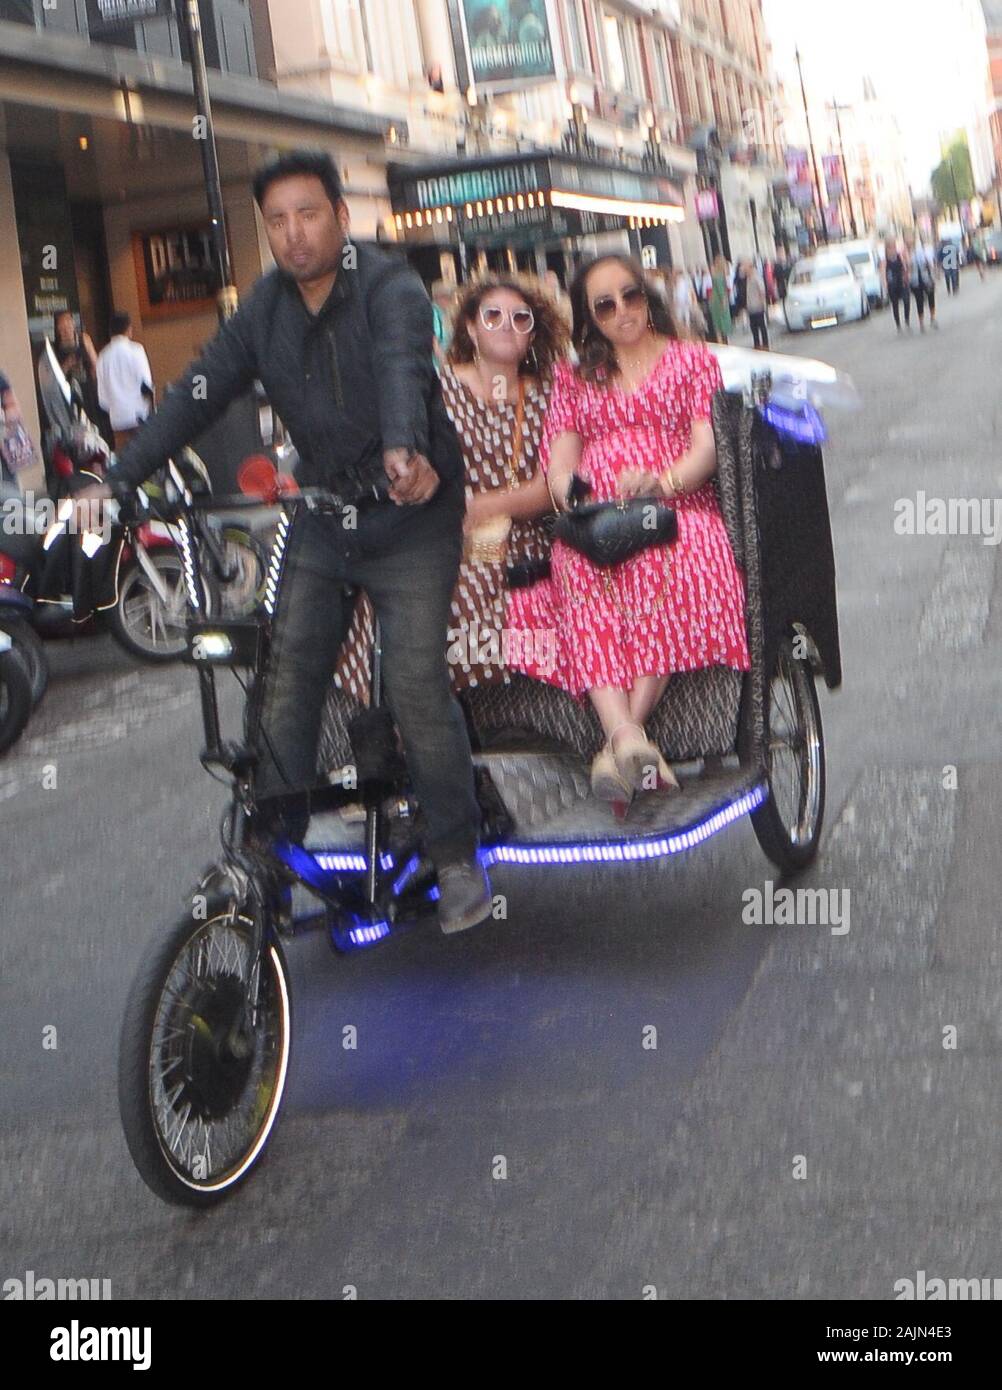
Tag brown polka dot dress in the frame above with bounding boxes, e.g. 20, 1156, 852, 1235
333, 363, 553, 703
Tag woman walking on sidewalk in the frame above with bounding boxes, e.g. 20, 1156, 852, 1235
905, 234, 938, 332
708, 254, 732, 345
882, 238, 911, 333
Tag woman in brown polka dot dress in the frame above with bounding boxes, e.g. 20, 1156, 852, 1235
332, 275, 570, 704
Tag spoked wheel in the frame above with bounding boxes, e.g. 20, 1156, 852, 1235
118, 907, 292, 1206
110, 551, 207, 662
751, 634, 826, 872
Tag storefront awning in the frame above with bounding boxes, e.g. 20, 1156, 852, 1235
0, 18, 399, 143
387, 150, 686, 249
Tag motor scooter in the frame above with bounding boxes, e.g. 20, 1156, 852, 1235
0, 342, 266, 664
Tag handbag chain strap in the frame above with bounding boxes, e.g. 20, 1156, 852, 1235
505, 376, 526, 490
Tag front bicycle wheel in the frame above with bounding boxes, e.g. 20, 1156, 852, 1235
118, 905, 292, 1207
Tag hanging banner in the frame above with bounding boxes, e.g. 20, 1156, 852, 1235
695, 188, 719, 221
785, 148, 810, 185
822, 154, 844, 200
784, 148, 814, 209
449, 0, 556, 92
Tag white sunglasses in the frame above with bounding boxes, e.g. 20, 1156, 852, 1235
479, 305, 535, 334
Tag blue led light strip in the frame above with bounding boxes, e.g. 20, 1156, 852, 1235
288, 785, 767, 879
346, 919, 391, 947
479, 785, 767, 867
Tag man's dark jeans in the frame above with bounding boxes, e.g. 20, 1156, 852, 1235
256, 496, 480, 868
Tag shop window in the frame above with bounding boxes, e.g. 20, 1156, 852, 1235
84, 0, 257, 75
321, 0, 369, 73
0, 1, 36, 25
12, 0, 88, 33
653, 33, 676, 113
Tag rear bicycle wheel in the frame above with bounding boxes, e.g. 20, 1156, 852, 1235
118, 904, 292, 1207
751, 635, 826, 872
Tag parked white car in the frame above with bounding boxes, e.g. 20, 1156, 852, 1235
837, 239, 886, 306
783, 253, 871, 332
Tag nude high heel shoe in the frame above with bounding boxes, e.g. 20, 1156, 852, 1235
610, 722, 680, 793
590, 742, 633, 805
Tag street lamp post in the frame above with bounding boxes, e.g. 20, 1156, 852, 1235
174, 0, 237, 321
830, 98, 859, 238
795, 45, 828, 244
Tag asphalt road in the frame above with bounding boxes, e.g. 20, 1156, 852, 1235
3, 269, 1002, 1300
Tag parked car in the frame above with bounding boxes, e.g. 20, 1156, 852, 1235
836, 239, 886, 306
783, 254, 871, 332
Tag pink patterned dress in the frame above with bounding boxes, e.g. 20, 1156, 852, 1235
507, 340, 750, 697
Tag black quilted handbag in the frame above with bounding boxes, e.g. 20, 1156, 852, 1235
553, 474, 678, 567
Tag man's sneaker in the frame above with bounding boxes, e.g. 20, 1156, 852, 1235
438, 858, 492, 935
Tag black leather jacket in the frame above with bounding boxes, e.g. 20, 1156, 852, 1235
112, 241, 462, 500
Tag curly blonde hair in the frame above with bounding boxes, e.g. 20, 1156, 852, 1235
447, 274, 571, 380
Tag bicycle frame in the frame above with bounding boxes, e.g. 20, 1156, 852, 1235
172, 484, 438, 954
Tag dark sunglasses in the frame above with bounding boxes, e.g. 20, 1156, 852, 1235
591, 283, 647, 323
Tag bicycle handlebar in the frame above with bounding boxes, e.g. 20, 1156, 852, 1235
183, 487, 362, 514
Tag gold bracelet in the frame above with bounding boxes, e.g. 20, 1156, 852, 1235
544, 469, 559, 512
661, 466, 685, 497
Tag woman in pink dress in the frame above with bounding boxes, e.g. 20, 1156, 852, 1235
508, 253, 750, 802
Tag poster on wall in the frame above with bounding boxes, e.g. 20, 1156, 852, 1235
131, 224, 221, 321
448, 0, 556, 92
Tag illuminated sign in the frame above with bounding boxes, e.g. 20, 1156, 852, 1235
413, 162, 546, 211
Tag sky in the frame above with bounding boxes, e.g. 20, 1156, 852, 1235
761, 0, 989, 193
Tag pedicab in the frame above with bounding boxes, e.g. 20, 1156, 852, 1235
117, 346, 854, 1205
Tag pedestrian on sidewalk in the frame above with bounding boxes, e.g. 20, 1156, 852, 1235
96, 313, 155, 452
882, 238, 911, 333
709, 254, 732, 345
763, 258, 777, 305
744, 260, 770, 350
731, 260, 748, 321
695, 266, 714, 339
672, 267, 699, 335
773, 247, 791, 307
905, 233, 938, 331
938, 238, 961, 296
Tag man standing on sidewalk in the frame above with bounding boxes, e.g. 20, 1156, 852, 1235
96, 313, 154, 452
77, 149, 492, 935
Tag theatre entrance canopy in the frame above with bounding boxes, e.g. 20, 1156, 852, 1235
386, 150, 686, 250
